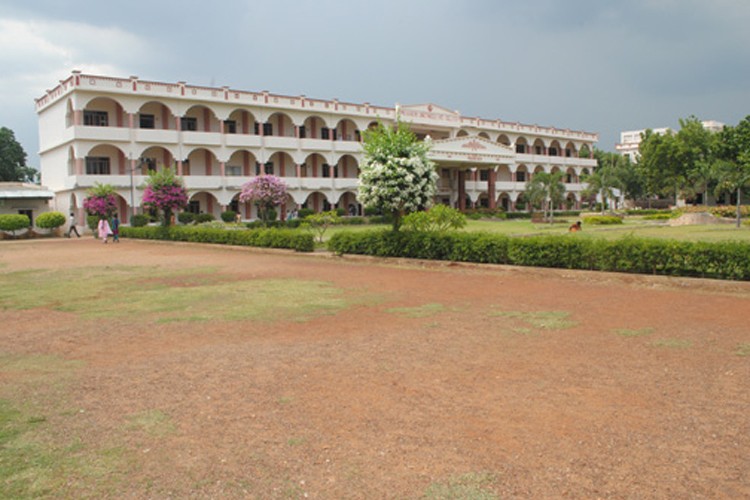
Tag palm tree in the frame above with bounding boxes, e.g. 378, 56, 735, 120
525, 171, 566, 223
582, 164, 622, 214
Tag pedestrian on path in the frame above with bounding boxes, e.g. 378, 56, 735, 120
66, 212, 81, 238
110, 213, 120, 243
97, 217, 112, 244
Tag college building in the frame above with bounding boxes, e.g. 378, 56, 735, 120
36, 71, 598, 224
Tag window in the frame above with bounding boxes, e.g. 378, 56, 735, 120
322, 164, 331, 178
253, 122, 260, 135
181, 117, 197, 131
516, 171, 526, 182
187, 201, 200, 214
17, 209, 33, 226
264, 162, 274, 175
143, 158, 157, 172
535, 146, 543, 155
516, 144, 526, 154
226, 165, 241, 176
299, 126, 306, 138
85, 157, 111, 175
321, 128, 330, 140
224, 120, 237, 134
263, 123, 273, 136
139, 114, 155, 129
479, 170, 489, 181
549, 147, 558, 156
83, 110, 108, 127
565, 149, 572, 157
255, 162, 261, 175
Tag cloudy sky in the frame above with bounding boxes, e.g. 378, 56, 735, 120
2, 0, 749, 169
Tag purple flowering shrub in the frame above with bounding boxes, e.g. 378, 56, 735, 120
239, 175, 288, 224
83, 183, 118, 218
142, 168, 189, 226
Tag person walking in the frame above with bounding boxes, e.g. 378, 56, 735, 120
110, 213, 120, 243
97, 217, 112, 244
66, 212, 81, 238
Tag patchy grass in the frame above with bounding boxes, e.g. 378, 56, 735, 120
0, 267, 365, 324
490, 310, 577, 330
736, 343, 750, 356
125, 410, 176, 437
423, 471, 498, 499
652, 338, 692, 349
614, 327, 655, 337
386, 303, 447, 318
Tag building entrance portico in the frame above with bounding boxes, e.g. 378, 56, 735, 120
428, 135, 515, 210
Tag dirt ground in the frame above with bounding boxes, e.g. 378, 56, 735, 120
1, 238, 749, 498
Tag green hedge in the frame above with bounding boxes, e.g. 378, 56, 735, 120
120, 225, 314, 252
35, 211, 66, 229
583, 215, 623, 225
328, 230, 750, 280
0, 214, 30, 233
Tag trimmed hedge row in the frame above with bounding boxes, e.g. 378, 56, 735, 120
328, 229, 750, 280
121, 225, 314, 252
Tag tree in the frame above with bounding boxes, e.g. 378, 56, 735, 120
83, 183, 118, 219
583, 150, 624, 213
142, 167, 189, 226
525, 171, 566, 223
402, 204, 467, 233
357, 121, 438, 231
0, 127, 37, 182
714, 116, 750, 227
676, 116, 718, 205
301, 210, 341, 243
637, 129, 681, 205
239, 175, 288, 225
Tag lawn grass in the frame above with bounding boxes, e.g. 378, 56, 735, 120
0, 266, 368, 324
324, 218, 750, 243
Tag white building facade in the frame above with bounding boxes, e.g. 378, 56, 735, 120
36, 71, 598, 224
616, 121, 724, 163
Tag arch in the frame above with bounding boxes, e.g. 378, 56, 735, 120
182, 105, 221, 133
184, 148, 220, 176
456, 129, 470, 138
532, 138, 546, 155
478, 132, 490, 140
266, 151, 296, 177
226, 109, 258, 135
496, 134, 511, 146
497, 192, 512, 212
265, 112, 295, 137
137, 101, 177, 130
81, 96, 127, 127
66, 98, 74, 127
496, 165, 513, 182
336, 191, 360, 215
514, 164, 529, 182
301, 191, 333, 213
226, 150, 257, 177
111, 193, 130, 224
515, 136, 529, 154
549, 140, 562, 157
138, 146, 176, 174
533, 165, 546, 175
514, 192, 529, 211
301, 153, 330, 178
581, 167, 591, 177
336, 155, 359, 179
564, 141, 578, 158
302, 115, 331, 139
565, 192, 578, 210
565, 167, 577, 184
550, 166, 562, 175
187, 191, 221, 219
83, 144, 128, 175
334, 118, 360, 142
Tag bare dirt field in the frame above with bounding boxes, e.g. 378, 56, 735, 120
1, 238, 749, 498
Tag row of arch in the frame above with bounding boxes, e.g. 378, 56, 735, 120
68, 96, 594, 153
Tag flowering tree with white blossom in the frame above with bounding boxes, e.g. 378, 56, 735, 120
239, 175, 288, 225
357, 121, 437, 231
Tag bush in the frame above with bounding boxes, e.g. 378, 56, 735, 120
625, 209, 671, 216
178, 212, 195, 225
710, 205, 749, 219
297, 208, 315, 219
0, 214, 30, 234
120, 225, 314, 252
327, 229, 750, 281
87, 215, 99, 231
221, 210, 237, 223
195, 213, 215, 223
403, 205, 467, 233
130, 214, 150, 227
583, 215, 623, 225
643, 213, 673, 221
35, 211, 66, 229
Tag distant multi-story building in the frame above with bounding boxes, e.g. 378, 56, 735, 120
616, 120, 724, 163
36, 71, 598, 224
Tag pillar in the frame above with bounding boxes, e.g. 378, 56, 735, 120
488, 169, 497, 209
458, 170, 466, 211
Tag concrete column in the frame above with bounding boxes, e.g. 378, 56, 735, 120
458, 170, 466, 211
488, 169, 497, 209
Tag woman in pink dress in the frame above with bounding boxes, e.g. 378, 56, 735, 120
97, 217, 112, 244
